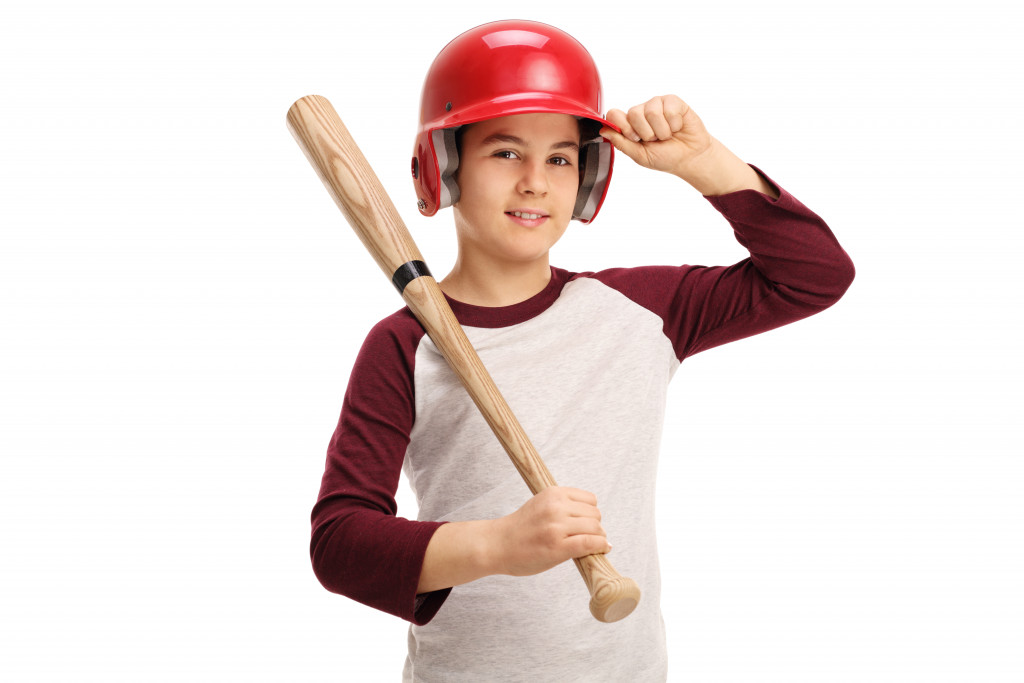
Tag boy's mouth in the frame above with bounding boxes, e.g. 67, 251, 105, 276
506, 210, 548, 220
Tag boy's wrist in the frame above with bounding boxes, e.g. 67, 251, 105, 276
463, 518, 505, 580
673, 138, 776, 198
418, 519, 501, 594
479, 516, 511, 577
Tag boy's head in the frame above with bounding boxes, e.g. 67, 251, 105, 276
411, 20, 616, 224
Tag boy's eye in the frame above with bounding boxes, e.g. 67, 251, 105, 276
549, 156, 572, 166
494, 150, 520, 160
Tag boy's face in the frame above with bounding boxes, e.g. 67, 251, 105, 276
452, 113, 581, 272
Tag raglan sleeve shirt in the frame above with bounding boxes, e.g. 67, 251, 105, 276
309, 166, 855, 625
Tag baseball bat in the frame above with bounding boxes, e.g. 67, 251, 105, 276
287, 94, 641, 623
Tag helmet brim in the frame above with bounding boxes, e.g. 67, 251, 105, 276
425, 93, 619, 135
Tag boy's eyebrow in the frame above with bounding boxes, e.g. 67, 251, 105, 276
479, 133, 579, 151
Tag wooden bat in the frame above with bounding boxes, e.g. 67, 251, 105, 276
287, 94, 641, 623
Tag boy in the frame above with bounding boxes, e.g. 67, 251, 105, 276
311, 19, 854, 682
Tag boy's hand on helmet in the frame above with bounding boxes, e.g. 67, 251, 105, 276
602, 95, 716, 179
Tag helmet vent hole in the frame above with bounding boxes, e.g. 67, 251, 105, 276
445, 102, 452, 111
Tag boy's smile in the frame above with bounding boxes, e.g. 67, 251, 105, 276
450, 113, 581, 279
505, 208, 550, 227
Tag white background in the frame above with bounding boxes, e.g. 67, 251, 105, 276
2, 1, 1021, 681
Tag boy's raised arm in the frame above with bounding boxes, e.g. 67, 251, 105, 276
595, 94, 853, 361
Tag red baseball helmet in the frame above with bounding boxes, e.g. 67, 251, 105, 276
411, 20, 616, 224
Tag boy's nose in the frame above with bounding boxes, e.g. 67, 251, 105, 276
516, 161, 548, 195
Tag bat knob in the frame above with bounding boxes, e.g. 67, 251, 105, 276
575, 553, 642, 623
589, 576, 642, 623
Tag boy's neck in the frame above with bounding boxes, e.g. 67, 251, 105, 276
439, 259, 552, 308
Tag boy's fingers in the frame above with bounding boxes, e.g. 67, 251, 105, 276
568, 534, 613, 558
662, 95, 690, 132
600, 127, 645, 162
564, 516, 605, 538
561, 487, 598, 505
643, 98, 674, 140
604, 108, 638, 141
611, 95, 692, 143
604, 107, 627, 127
567, 500, 602, 520
626, 105, 657, 141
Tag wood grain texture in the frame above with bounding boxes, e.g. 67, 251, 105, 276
287, 94, 641, 623
286, 94, 424, 277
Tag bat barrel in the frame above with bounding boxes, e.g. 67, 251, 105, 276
287, 94, 425, 283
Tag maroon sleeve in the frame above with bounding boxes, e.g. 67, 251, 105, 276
590, 166, 855, 360
310, 308, 451, 624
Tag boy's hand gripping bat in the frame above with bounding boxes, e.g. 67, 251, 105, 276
287, 95, 641, 623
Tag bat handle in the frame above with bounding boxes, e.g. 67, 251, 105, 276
574, 554, 642, 622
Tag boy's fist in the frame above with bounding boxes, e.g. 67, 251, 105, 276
490, 487, 611, 577
602, 94, 714, 178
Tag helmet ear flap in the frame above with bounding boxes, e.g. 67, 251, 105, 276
433, 127, 461, 209
573, 134, 614, 223
412, 127, 462, 215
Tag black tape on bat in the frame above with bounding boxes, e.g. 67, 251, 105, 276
392, 260, 432, 294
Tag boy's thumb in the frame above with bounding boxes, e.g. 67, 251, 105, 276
600, 127, 643, 162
